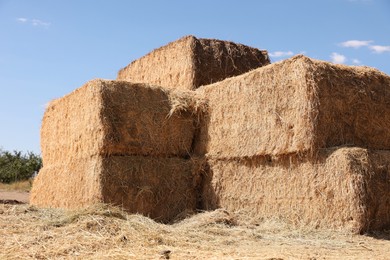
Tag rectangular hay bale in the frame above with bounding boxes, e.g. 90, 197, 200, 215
117, 35, 270, 90
41, 79, 204, 165
30, 156, 201, 223
201, 147, 390, 233
30, 158, 103, 208
195, 55, 390, 157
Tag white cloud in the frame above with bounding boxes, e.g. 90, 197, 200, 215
330, 52, 347, 64
352, 59, 361, 64
16, 17, 50, 27
31, 19, 50, 27
369, 45, 390, 53
17, 17, 28, 23
269, 51, 294, 58
340, 40, 372, 48
339, 40, 390, 55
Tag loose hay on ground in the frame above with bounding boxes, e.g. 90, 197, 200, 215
1, 204, 389, 259
117, 35, 270, 90
41, 79, 206, 164
201, 147, 390, 233
195, 55, 390, 157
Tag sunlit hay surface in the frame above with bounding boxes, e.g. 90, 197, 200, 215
201, 147, 390, 234
117, 35, 270, 90
1, 204, 389, 259
34, 78, 208, 221
41, 79, 207, 165
31, 156, 204, 223
194, 55, 390, 158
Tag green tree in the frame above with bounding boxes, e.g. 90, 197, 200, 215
0, 148, 42, 183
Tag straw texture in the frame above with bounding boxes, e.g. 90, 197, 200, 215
101, 156, 202, 223
31, 156, 201, 223
41, 79, 205, 165
5, 204, 390, 259
201, 147, 390, 233
117, 35, 270, 90
34, 37, 390, 233
30, 158, 103, 209
195, 55, 390, 158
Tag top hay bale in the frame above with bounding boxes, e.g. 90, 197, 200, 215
195, 55, 390, 158
41, 79, 205, 165
117, 35, 270, 90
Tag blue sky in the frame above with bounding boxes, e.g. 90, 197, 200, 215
1, 0, 389, 154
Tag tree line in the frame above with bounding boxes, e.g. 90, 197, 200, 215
0, 148, 42, 183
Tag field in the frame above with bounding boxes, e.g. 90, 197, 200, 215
1, 198, 389, 259
0, 180, 32, 193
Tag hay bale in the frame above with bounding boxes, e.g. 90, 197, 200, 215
30, 158, 103, 209
201, 147, 390, 233
41, 79, 205, 165
195, 55, 390, 157
117, 35, 270, 90
30, 156, 201, 223
101, 156, 202, 222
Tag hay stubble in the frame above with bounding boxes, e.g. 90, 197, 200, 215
1, 204, 389, 259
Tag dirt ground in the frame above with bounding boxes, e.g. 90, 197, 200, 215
0, 189, 29, 204
0, 199, 389, 259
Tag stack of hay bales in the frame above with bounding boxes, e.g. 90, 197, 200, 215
195, 55, 390, 233
31, 80, 206, 222
31, 36, 270, 223
31, 34, 390, 232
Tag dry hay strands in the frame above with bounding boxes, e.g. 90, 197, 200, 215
117, 35, 270, 90
200, 147, 390, 234
194, 55, 390, 158
166, 88, 208, 119
41, 79, 205, 165
0, 203, 169, 259
31, 155, 204, 223
174, 209, 238, 228
30, 157, 103, 210
46, 203, 128, 228
100, 156, 204, 223
3, 203, 390, 259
